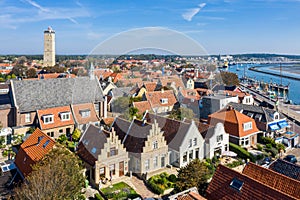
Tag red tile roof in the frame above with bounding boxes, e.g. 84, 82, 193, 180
14, 128, 55, 176
208, 109, 259, 138
143, 82, 158, 92
37, 106, 75, 130
180, 89, 201, 100
71, 103, 99, 125
146, 90, 177, 108
243, 162, 300, 199
206, 164, 297, 200
133, 101, 151, 115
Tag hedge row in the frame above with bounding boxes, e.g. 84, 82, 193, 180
229, 143, 256, 162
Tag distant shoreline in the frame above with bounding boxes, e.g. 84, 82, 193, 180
249, 67, 300, 81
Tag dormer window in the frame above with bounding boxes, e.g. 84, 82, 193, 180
80, 109, 91, 118
243, 122, 252, 131
43, 114, 54, 124
160, 98, 168, 104
60, 112, 70, 121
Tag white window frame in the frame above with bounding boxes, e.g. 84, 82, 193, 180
153, 156, 158, 168
145, 159, 150, 171
160, 98, 168, 104
152, 141, 158, 149
80, 109, 91, 118
43, 115, 54, 124
25, 113, 31, 123
243, 122, 252, 131
60, 112, 70, 121
193, 138, 197, 146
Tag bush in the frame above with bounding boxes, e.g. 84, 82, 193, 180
148, 178, 164, 194
260, 136, 276, 147
168, 174, 177, 183
95, 193, 103, 200
265, 147, 278, 157
256, 144, 263, 151
229, 143, 256, 162
266, 143, 272, 149
276, 143, 285, 151
226, 159, 244, 168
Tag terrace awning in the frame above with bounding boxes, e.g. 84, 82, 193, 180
278, 120, 289, 129
268, 123, 280, 131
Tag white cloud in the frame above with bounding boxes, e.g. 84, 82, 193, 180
182, 3, 207, 21
87, 31, 104, 40
23, 0, 49, 12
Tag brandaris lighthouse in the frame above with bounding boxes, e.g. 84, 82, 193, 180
43, 26, 55, 67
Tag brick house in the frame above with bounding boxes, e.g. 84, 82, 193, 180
112, 117, 169, 179
14, 128, 55, 178
77, 124, 129, 186
209, 107, 260, 148
10, 77, 105, 135
36, 106, 75, 138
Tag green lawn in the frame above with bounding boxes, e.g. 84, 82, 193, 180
101, 182, 140, 200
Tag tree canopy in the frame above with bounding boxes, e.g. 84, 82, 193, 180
168, 107, 195, 120
219, 71, 240, 86
72, 128, 81, 142
175, 159, 211, 195
14, 145, 85, 200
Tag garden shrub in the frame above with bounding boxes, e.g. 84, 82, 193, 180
229, 143, 256, 162
95, 193, 103, 200
266, 143, 272, 149
256, 143, 263, 151
168, 174, 177, 182
265, 147, 278, 157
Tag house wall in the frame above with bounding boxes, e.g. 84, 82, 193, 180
242, 95, 254, 105
153, 105, 174, 114
18, 112, 37, 127
103, 83, 116, 96
178, 123, 204, 168
42, 124, 74, 138
93, 133, 129, 185
132, 122, 169, 178
0, 108, 14, 128
169, 150, 180, 167
200, 96, 239, 119
205, 123, 229, 159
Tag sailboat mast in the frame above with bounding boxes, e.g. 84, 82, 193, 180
280, 63, 282, 86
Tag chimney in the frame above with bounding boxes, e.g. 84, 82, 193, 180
161, 88, 164, 93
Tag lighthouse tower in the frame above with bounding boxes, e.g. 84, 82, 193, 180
43, 27, 55, 67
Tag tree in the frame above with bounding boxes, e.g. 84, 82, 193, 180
206, 64, 217, 72
26, 68, 37, 78
57, 134, 68, 144
111, 97, 130, 113
72, 128, 81, 142
0, 136, 6, 149
14, 145, 85, 200
10, 65, 27, 77
169, 107, 195, 120
219, 71, 239, 86
175, 159, 211, 195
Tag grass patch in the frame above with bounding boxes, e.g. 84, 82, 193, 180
101, 182, 140, 200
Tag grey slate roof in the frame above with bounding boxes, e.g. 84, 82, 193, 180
11, 77, 104, 112
145, 113, 192, 151
110, 87, 132, 98
77, 124, 109, 166
112, 117, 154, 153
0, 93, 12, 109
228, 102, 285, 123
269, 159, 300, 181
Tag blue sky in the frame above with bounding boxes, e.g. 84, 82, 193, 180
0, 0, 300, 55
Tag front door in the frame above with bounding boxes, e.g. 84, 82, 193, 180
119, 161, 124, 176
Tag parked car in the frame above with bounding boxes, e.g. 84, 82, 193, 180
283, 155, 298, 164
262, 157, 272, 165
